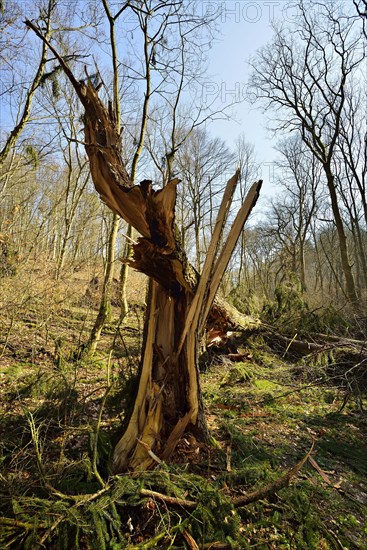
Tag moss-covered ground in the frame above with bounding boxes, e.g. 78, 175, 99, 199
0, 300, 366, 549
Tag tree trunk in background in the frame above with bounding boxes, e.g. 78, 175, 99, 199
87, 213, 119, 356
87, 0, 125, 351
0, 2, 53, 168
299, 239, 306, 292
324, 165, 359, 307
119, 225, 134, 319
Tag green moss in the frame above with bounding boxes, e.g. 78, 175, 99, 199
253, 378, 280, 392
220, 362, 254, 387
1, 297, 366, 549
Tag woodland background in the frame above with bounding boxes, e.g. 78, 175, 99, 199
0, 1, 367, 548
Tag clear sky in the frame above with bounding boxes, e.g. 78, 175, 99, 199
201, 1, 299, 196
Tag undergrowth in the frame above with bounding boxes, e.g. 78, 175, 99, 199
1, 299, 367, 548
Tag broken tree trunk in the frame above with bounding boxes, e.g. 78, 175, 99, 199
113, 174, 262, 472
26, 21, 262, 472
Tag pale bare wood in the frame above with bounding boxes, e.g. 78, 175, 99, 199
181, 171, 242, 428
136, 438, 163, 465
140, 488, 196, 509
161, 411, 193, 460
308, 456, 334, 485
130, 382, 163, 471
233, 440, 315, 507
149, 178, 180, 252
177, 171, 240, 357
187, 329, 199, 423
183, 530, 200, 550
199, 180, 262, 334
113, 282, 158, 472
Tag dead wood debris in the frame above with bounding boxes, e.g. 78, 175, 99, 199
142, 440, 315, 511
232, 440, 315, 507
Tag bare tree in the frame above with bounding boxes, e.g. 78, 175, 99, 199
175, 128, 235, 271
86, 0, 125, 354
271, 137, 321, 291
230, 134, 259, 294
118, 0, 221, 318
0, 1, 55, 168
42, 80, 91, 278
249, 0, 365, 310
354, 0, 367, 38
0, 0, 98, 167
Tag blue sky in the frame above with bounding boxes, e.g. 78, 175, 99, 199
201, 1, 300, 196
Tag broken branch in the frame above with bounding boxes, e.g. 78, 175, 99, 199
232, 440, 315, 507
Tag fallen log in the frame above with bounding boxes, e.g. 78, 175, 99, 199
259, 328, 367, 361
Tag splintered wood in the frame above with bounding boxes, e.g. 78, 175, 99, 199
26, 19, 262, 472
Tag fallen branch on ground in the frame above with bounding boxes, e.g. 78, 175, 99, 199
232, 440, 315, 507
140, 488, 197, 508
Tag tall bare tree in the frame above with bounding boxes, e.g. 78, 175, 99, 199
86, 0, 125, 355
231, 134, 259, 295
0, 0, 55, 168
175, 128, 235, 271
354, 0, 367, 38
118, 0, 221, 318
249, 0, 365, 310
271, 137, 321, 291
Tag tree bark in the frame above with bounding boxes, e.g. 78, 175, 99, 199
0, 4, 53, 168
113, 278, 207, 471
324, 165, 359, 307
87, 213, 119, 356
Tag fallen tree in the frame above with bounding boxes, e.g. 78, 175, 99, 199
27, 21, 262, 472
243, 326, 367, 410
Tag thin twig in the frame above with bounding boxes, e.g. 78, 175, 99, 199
140, 488, 196, 508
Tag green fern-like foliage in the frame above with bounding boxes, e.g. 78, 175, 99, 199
0, 470, 248, 549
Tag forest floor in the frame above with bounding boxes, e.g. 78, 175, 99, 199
0, 280, 367, 549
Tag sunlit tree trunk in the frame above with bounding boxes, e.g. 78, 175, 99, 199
88, 213, 119, 356
249, 1, 363, 310
324, 164, 358, 305
0, 1, 54, 168
87, 0, 125, 352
